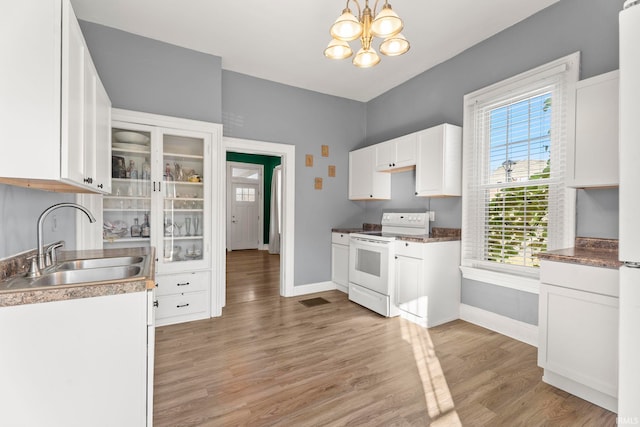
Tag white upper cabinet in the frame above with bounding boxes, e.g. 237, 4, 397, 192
375, 133, 417, 172
415, 124, 462, 197
0, 0, 111, 194
567, 70, 619, 188
349, 145, 391, 200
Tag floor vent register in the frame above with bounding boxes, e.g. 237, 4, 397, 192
298, 297, 330, 308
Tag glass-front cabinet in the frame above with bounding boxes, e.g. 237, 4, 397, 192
103, 122, 212, 274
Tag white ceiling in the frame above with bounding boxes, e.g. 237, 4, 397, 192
70, 0, 559, 102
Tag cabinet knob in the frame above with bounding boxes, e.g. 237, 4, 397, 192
405, 242, 409, 247
153, 300, 159, 307
97, 183, 103, 189
370, 194, 373, 198
392, 163, 396, 167
389, 163, 392, 167
415, 192, 418, 195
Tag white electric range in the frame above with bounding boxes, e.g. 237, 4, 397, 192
348, 212, 430, 316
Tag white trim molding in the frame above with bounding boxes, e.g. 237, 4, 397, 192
460, 266, 540, 294
293, 281, 336, 297
460, 303, 538, 347
221, 137, 296, 307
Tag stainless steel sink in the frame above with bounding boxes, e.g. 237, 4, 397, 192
30, 266, 142, 287
55, 256, 145, 270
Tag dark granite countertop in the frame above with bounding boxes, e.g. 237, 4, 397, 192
332, 223, 382, 234
538, 237, 621, 269
396, 228, 461, 243
331, 225, 461, 243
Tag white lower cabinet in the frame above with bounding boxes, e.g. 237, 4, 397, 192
394, 240, 461, 327
538, 260, 619, 412
156, 270, 210, 326
0, 291, 151, 427
331, 232, 349, 293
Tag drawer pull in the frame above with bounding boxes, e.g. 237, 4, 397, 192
153, 300, 159, 307
177, 303, 190, 308
177, 282, 190, 287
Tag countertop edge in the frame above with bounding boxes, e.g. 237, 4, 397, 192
0, 247, 156, 307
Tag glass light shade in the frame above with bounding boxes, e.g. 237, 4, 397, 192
379, 33, 410, 56
324, 39, 353, 60
371, 4, 403, 38
330, 9, 363, 41
353, 47, 381, 68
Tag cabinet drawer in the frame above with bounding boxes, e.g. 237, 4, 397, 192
156, 291, 208, 319
395, 240, 424, 258
540, 260, 619, 297
332, 232, 350, 246
156, 271, 209, 296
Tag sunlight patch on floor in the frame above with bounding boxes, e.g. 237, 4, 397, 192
401, 320, 461, 426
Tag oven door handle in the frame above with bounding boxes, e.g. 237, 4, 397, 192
350, 237, 391, 248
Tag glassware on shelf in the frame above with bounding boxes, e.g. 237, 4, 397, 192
175, 222, 183, 237
130, 218, 142, 237
129, 160, 138, 180
185, 217, 191, 236
141, 158, 151, 180
164, 163, 174, 181
141, 213, 150, 238
194, 217, 201, 236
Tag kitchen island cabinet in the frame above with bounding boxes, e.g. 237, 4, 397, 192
0, 0, 111, 194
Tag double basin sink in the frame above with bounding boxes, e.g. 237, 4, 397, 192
1, 255, 147, 291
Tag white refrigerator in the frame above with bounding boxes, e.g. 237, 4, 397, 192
619, 0, 640, 419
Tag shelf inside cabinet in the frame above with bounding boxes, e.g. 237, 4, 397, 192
112, 147, 151, 155
112, 178, 152, 184
163, 235, 204, 241
103, 237, 151, 244
164, 152, 204, 161
163, 209, 203, 213
104, 208, 151, 212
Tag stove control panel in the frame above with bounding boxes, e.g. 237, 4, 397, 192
381, 212, 430, 234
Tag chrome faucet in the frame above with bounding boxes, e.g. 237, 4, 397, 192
36, 203, 96, 271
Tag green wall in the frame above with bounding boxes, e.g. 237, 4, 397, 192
226, 152, 281, 244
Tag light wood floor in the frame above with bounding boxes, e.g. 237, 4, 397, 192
153, 250, 617, 426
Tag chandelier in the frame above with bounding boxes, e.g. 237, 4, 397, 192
324, 0, 410, 68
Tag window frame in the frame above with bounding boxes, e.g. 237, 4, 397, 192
461, 52, 579, 292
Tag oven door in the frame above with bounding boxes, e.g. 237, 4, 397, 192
349, 236, 391, 295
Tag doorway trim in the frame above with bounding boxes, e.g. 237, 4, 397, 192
212, 137, 295, 316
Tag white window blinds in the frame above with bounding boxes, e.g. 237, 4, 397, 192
462, 53, 578, 278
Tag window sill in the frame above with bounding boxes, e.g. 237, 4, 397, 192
459, 266, 540, 295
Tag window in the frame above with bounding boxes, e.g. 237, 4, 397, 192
235, 187, 256, 202
462, 53, 579, 282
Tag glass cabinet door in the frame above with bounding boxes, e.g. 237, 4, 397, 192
103, 126, 154, 248
159, 131, 208, 268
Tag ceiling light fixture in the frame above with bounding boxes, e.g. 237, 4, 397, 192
324, 0, 410, 68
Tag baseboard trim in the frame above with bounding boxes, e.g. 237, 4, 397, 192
292, 281, 336, 296
459, 304, 538, 347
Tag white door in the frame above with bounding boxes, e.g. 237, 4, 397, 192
227, 161, 263, 251
230, 182, 260, 250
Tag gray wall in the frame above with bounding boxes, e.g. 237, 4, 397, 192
0, 186, 75, 258
363, 0, 622, 325
82, 22, 367, 286
222, 71, 366, 285
79, 21, 222, 123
